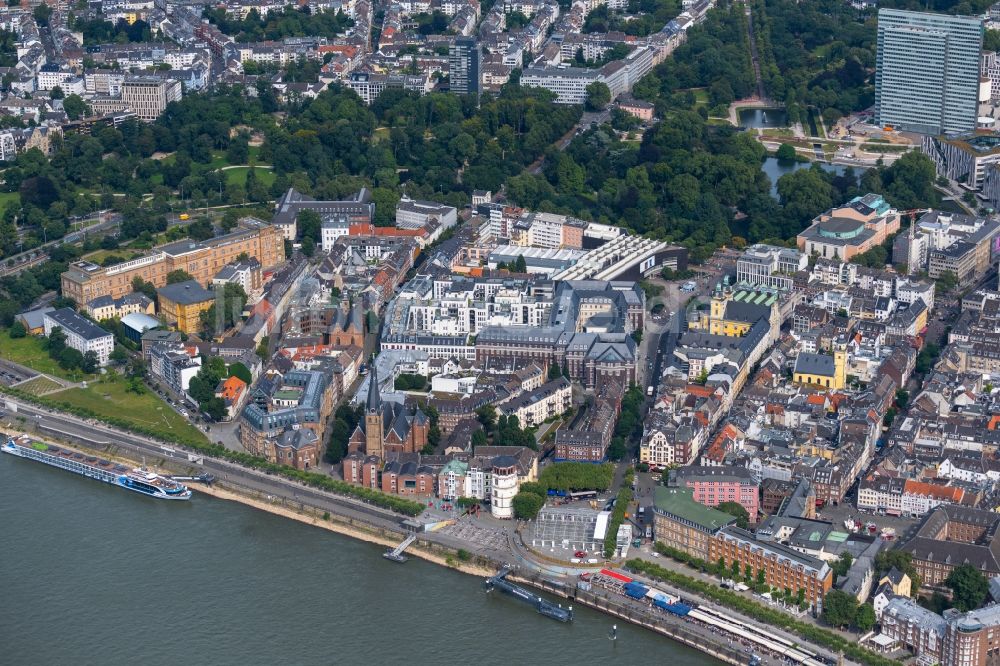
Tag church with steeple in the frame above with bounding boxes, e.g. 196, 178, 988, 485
348, 363, 430, 458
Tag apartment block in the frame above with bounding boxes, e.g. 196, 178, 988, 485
497, 376, 571, 428
85, 292, 155, 321
42, 307, 114, 366
120, 76, 183, 121
149, 342, 202, 393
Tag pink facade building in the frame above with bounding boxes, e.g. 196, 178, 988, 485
671, 465, 760, 524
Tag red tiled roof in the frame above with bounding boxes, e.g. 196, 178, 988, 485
903, 479, 963, 502
219, 375, 246, 401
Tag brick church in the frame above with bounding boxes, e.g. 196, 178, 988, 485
348, 364, 430, 457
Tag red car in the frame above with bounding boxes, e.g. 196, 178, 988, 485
574, 550, 586, 558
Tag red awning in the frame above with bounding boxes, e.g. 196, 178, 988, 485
601, 569, 633, 583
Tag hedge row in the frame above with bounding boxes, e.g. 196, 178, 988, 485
1, 385, 426, 516
603, 468, 635, 558
653, 543, 805, 604
626, 559, 899, 666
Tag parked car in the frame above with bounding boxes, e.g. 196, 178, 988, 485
574, 550, 586, 558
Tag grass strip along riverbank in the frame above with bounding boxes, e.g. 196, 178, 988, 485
0, 385, 426, 516
626, 559, 898, 666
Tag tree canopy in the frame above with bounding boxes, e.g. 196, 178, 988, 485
822, 589, 859, 628
947, 564, 990, 612
537, 462, 615, 492
585, 81, 612, 111
874, 550, 921, 594
512, 491, 546, 519
166, 270, 195, 284
715, 501, 750, 529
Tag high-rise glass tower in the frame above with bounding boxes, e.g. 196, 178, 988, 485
449, 37, 481, 97
875, 8, 983, 135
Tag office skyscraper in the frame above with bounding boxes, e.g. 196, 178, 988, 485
875, 9, 983, 135
449, 37, 481, 97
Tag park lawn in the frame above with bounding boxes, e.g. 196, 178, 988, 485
225, 166, 276, 187
0, 334, 94, 381
0, 191, 20, 209
46, 379, 209, 446
206, 147, 266, 170
205, 152, 230, 171
676, 88, 708, 106
812, 43, 832, 60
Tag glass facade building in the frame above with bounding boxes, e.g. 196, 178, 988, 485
875, 9, 983, 135
449, 37, 481, 97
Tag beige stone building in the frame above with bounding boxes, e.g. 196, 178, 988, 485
61, 224, 284, 304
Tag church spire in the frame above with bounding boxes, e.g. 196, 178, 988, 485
366, 356, 381, 413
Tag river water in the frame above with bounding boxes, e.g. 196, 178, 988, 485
0, 453, 717, 666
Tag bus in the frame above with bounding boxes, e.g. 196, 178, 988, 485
569, 490, 598, 501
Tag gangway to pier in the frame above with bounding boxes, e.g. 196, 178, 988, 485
383, 534, 416, 562
484, 568, 573, 622
167, 474, 215, 485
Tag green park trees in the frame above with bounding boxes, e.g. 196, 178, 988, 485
325, 404, 363, 464
831, 551, 853, 579
947, 564, 990, 612
62, 95, 87, 121
512, 490, 546, 519
166, 270, 195, 284
822, 589, 858, 629
716, 501, 750, 529
585, 81, 612, 111
187, 356, 228, 420
199, 282, 248, 337
855, 604, 876, 632
775, 143, 797, 161
537, 462, 615, 492
203, 5, 354, 41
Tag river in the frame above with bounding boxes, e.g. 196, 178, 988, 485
0, 452, 718, 666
